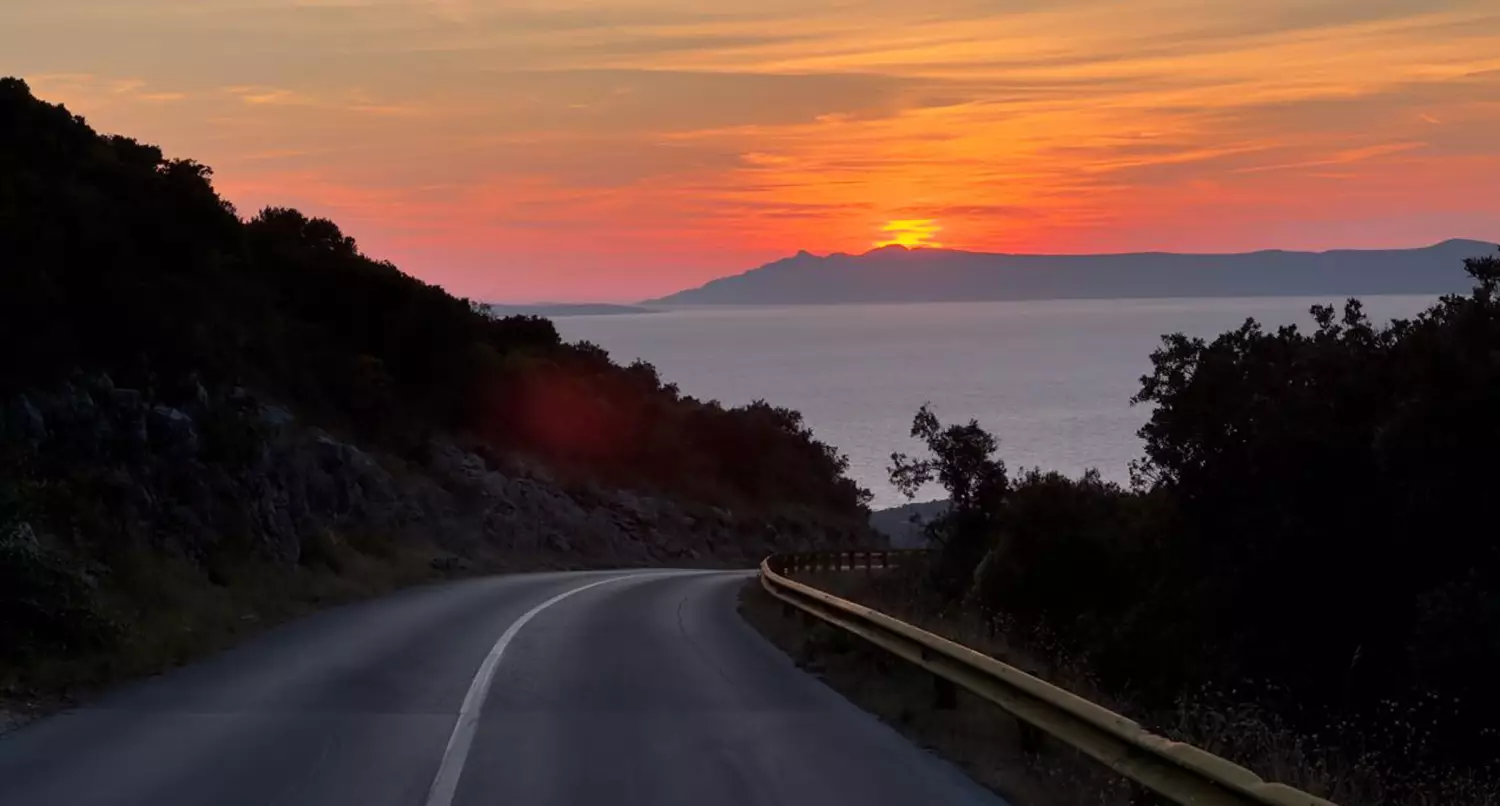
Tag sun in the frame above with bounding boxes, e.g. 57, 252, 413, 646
874, 219, 943, 249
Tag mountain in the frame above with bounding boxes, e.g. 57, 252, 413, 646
869, 499, 949, 548
485, 303, 660, 317
647, 240, 1497, 305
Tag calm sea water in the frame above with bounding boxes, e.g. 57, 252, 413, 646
554, 296, 1438, 508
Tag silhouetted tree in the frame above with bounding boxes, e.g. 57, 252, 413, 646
890, 404, 1008, 594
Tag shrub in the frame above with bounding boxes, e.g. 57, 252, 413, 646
0, 513, 117, 661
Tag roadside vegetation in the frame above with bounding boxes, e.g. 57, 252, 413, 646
819, 252, 1500, 804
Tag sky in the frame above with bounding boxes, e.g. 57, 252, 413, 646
3, 0, 1499, 302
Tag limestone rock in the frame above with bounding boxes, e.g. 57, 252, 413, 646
148, 405, 198, 458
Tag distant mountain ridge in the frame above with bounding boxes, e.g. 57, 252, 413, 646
869, 499, 949, 548
485, 302, 659, 317
647, 239, 1497, 306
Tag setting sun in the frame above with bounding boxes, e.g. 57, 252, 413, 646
875, 220, 944, 249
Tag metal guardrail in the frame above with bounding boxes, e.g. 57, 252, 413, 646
759, 549, 1338, 806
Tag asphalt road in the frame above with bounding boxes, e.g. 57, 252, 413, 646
0, 570, 1007, 806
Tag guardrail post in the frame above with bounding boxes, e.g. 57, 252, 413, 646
1130, 784, 1172, 806
881, 551, 889, 569
1017, 722, 1044, 757
933, 676, 958, 710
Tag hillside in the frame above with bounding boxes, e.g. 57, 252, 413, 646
648, 240, 1495, 305
868, 500, 948, 548
0, 77, 873, 702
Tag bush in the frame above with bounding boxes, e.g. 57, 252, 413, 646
0, 517, 116, 662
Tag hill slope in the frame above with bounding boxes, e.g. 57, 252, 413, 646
0, 76, 872, 703
648, 240, 1495, 305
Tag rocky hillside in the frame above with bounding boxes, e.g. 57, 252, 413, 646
0, 76, 872, 706
3, 376, 811, 573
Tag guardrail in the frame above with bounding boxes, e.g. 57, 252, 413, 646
760, 550, 1338, 806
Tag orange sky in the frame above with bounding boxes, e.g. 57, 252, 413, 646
3, 0, 1499, 301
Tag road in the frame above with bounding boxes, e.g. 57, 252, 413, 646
0, 570, 1007, 806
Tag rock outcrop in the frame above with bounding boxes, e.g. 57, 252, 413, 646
3, 376, 853, 578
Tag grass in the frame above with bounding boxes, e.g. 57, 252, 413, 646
1, 535, 435, 723
741, 567, 1500, 806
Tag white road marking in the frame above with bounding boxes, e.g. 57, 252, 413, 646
422, 573, 651, 806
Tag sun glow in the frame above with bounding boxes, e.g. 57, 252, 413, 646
16, 0, 1499, 300
875, 219, 943, 249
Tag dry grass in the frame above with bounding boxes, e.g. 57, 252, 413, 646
759, 568, 1500, 806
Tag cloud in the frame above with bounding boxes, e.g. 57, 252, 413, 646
5, 0, 1498, 299
226, 86, 309, 105
1232, 141, 1429, 174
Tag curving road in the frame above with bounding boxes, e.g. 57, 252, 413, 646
0, 570, 1005, 806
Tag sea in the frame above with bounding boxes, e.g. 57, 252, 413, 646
553, 296, 1439, 508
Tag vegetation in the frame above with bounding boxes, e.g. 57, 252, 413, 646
0, 76, 869, 515
886, 252, 1500, 800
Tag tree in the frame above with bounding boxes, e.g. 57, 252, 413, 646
1129, 249, 1500, 764
889, 404, 1008, 595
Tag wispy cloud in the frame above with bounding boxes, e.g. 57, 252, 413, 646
226, 85, 309, 105
1233, 141, 1430, 174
